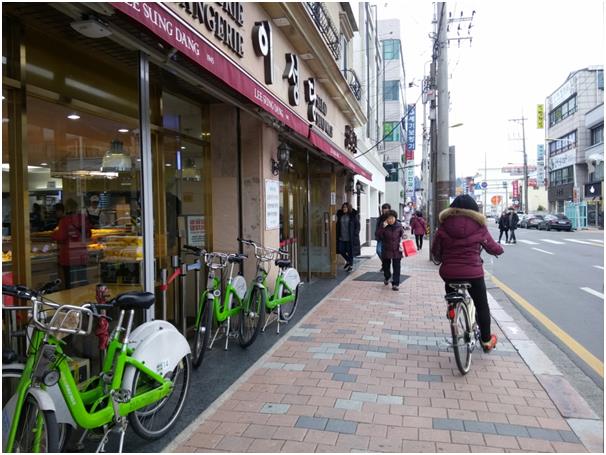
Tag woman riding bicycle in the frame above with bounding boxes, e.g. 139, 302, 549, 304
431, 194, 504, 352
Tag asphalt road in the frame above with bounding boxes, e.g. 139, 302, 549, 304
486, 223, 604, 382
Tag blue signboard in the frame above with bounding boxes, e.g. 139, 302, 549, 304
406, 104, 416, 151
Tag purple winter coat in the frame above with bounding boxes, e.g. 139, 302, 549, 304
410, 216, 427, 236
375, 220, 404, 259
431, 208, 503, 279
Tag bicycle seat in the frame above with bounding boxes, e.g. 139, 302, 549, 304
113, 292, 155, 310
448, 282, 471, 291
275, 259, 291, 268
2, 349, 18, 364
228, 254, 248, 264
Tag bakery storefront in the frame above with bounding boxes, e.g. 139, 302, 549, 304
2, 2, 366, 334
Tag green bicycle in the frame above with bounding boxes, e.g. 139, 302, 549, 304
184, 246, 265, 369
2, 284, 191, 453
238, 239, 302, 334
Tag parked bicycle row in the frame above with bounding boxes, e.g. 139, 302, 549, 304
1, 238, 301, 453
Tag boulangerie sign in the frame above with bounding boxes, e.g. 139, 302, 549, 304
112, 2, 371, 180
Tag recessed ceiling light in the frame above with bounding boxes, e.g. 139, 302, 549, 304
40, 162, 48, 166
180, 146, 186, 150
67, 113, 80, 120
165, 163, 172, 167
118, 128, 129, 133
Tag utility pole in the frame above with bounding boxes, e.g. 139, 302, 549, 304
509, 115, 529, 213
436, 2, 450, 216
483, 151, 487, 215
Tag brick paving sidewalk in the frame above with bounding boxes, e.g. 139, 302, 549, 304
171, 250, 590, 453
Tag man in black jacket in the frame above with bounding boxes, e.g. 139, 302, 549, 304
507, 207, 519, 244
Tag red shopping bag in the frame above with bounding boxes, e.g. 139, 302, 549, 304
402, 239, 417, 257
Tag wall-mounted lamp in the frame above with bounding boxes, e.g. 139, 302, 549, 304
346, 178, 364, 195
272, 142, 293, 176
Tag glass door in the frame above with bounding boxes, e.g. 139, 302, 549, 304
307, 159, 336, 277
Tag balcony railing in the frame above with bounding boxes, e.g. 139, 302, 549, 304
342, 69, 362, 101
304, 2, 341, 61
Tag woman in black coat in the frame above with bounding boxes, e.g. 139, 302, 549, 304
336, 202, 361, 272
375, 210, 404, 291
497, 211, 509, 243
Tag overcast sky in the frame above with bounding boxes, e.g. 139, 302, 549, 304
377, 0, 604, 178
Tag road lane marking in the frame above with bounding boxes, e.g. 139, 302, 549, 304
593, 265, 604, 270
540, 239, 565, 245
565, 238, 603, 247
587, 239, 604, 244
489, 274, 604, 378
580, 287, 605, 299
532, 248, 554, 255
518, 239, 539, 245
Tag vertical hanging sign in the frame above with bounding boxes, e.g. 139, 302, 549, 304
405, 104, 416, 161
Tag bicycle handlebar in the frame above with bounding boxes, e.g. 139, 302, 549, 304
238, 238, 289, 261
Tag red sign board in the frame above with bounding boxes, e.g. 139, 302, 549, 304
512, 180, 519, 199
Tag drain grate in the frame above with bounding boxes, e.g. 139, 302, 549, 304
353, 272, 410, 282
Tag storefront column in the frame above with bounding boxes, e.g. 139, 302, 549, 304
209, 105, 239, 253
6, 21, 31, 285
138, 52, 155, 321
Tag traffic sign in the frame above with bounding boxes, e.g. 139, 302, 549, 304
490, 195, 502, 205
481, 181, 488, 189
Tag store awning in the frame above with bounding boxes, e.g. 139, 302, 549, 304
111, 2, 371, 180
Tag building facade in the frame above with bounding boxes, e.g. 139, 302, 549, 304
378, 19, 407, 216
545, 66, 604, 223
351, 2, 388, 245
2, 2, 368, 327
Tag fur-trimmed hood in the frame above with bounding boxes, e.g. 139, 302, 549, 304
438, 207, 487, 240
439, 208, 486, 226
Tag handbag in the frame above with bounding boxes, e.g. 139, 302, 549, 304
402, 239, 417, 257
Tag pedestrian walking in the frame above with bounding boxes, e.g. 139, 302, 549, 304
507, 207, 519, 244
375, 203, 391, 272
410, 210, 427, 251
430, 194, 504, 352
497, 211, 509, 243
375, 209, 404, 291
336, 202, 361, 272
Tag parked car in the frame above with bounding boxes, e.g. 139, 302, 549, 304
537, 214, 573, 231
520, 214, 545, 229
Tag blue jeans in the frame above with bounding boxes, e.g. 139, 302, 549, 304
376, 241, 383, 259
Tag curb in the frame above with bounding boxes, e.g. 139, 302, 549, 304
486, 288, 603, 452
164, 265, 360, 452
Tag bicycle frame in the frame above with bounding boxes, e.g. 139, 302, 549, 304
5, 308, 175, 453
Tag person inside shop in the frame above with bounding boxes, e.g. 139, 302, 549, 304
29, 203, 45, 232
52, 198, 92, 289
86, 194, 101, 228
336, 202, 361, 272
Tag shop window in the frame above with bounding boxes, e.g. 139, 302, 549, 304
21, 97, 142, 292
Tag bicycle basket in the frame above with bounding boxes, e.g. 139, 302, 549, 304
35, 302, 94, 336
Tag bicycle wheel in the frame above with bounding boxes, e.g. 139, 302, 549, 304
12, 394, 59, 453
277, 286, 298, 323
192, 296, 213, 368
451, 302, 472, 375
128, 354, 191, 440
238, 287, 265, 348
278, 269, 300, 322
3, 367, 70, 452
